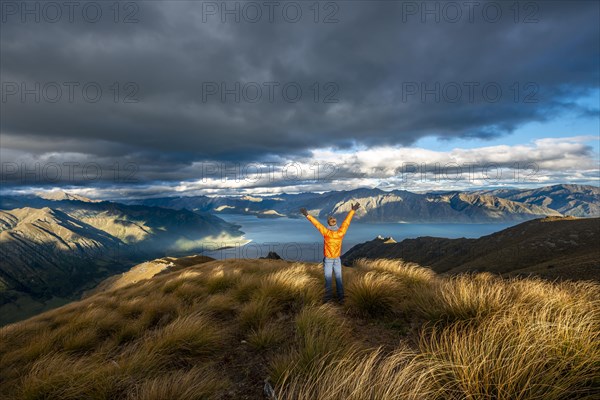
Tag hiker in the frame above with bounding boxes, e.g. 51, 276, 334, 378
300, 203, 360, 303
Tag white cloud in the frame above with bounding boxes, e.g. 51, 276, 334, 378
7, 136, 596, 200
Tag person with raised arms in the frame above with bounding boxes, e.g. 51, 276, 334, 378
300, 202, 361, 304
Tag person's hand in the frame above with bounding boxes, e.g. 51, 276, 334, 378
300, 207, 308, 216
351, 202, 361, 211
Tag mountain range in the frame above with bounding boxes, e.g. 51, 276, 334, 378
124, 184, 598, 223
0, 193, 243, 325
472, 184, 599, 217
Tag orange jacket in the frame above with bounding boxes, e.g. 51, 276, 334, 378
306, 210, 355, 258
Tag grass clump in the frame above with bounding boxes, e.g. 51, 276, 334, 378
204, 268, 240, 294
412, 274, 513, 322
143, 313, 225, 362
346, 271, 404, 317
418, 300, 600, 399
127, 365, 228, 400
354, 258, 435, 287
238, 296, 277, 332
271, 304, 352, 384
246, 323, 286, 351
274, 345, 432, 400
231, 274, 263, 303
20, 353, 127, 400
200, 293, 238, 320
255, 265, 322, 311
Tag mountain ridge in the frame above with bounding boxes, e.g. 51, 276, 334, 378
472, 184, 600, 217
341, 216, 600, 281
0, 197, 244, 325
117, 184, 598, 223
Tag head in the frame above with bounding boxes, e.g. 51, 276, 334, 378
327, 216, 337, 227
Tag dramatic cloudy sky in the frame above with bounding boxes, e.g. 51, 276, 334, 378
1, 0, 598, 198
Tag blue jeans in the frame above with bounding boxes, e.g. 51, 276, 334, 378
323, 257, 344, 301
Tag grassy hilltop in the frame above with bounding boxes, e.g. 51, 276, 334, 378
1, 258, 599, 399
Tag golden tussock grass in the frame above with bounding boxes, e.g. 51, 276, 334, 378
246, 322, 286, 351
346, 271, 405, 317
353, 257, 435, 286
231, 273, 263, 302
141, 312, 225, 364
0, 258, 598, 400
238, 295, 277, 332
273, 259, 600, 400
201, 292, 238, 319
204, 268, 241, 294
270, 304, 351, 384
254, 266, 322, 311
274, 345, 435, 400
126, 365, 228, 400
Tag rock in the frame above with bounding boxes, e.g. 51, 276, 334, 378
263, 378, 277, 399
260, 251, 282, 260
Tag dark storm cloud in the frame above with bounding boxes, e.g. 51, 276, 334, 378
1, 0, 599, 187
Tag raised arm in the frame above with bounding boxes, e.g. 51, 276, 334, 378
306, 215, 329, 236
338, 210, 355, 235
301, 208, 328, 236
338, 203, 360, 235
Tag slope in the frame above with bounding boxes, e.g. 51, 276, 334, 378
342, 216, 600, 280
1, 258, 597, 400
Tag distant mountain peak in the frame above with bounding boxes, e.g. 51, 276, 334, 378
375, 235, 396, 243
35, 190, 100, 203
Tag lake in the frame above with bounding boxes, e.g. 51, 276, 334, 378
204, 214, 519, 262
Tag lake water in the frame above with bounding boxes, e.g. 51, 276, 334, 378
204, 214, 519, 262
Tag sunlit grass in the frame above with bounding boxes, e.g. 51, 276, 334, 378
143, 313, 225, 363
346, 271, 404, 317
255, 265, 322, 310
1, 258, 598, 400
204, 267, 240, 294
